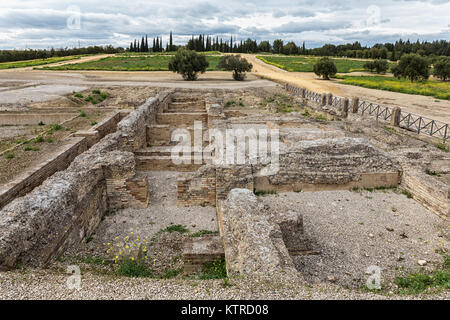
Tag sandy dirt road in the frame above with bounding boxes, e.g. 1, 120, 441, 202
0, 69, 276, 106
244, 54, 450, 123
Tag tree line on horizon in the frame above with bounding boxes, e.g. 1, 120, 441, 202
1, 33, 449, 64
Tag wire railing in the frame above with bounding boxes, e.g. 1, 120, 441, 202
285, 83, 449, 141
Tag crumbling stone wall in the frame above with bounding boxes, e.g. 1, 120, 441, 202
218, 189, 302, 276
0, 91, 172, 270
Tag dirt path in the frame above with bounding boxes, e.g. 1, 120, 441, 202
0, 54, 114, 72
245, 54, 450, 123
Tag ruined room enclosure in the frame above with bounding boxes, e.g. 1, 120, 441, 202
42, 87, 447, 290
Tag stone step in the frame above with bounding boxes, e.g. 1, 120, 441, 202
135, 147, 208, 157
171, 97, 203, 103
165, 107, 206, 113
168, 101, 205, 108
147, 124, 209, 147
156, 112, 207, 126
183, 236, 225, 275
136, 155, 210, 172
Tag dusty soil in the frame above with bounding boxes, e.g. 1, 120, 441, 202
261, 190, 448, 290
0, 109, 110, 185
243, 54, 450, 123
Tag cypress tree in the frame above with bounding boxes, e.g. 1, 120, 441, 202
159, 37, 163, 52
169, 31, 173, 51
134, 39, 137, 52
230, 36, 233, 53
145, 35, 148, 52
141, 37, 145, 52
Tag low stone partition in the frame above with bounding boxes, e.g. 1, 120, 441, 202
177, 166, 217, 207
0, 112, 78, 126
176, 138, 400, 207
217, 189, 304, 276
0, 137, 87, 209
402, 166, 449, 219
0, 91, 172, 270
74, 110, 129, 147
183, 236, 225, 274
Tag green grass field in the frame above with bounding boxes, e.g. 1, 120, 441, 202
257, 55, 396, 73
0, 56, 82, 70
335, 75, 450, 100
43, 55, 222, 71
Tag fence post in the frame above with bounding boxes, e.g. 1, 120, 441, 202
351, 97, 359, 113
321, 94, 327, 106
341, 98, 349, 118
390, 107, 401, 127
301, 88, 306, 98
326, 93, 333, 106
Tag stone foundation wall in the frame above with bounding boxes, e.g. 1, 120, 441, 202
0, 91, 172, 270
402, 167, 449, 219
0, 137, 88, 210
177, 166, 217, 207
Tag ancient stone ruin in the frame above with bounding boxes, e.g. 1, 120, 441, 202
0, 88, 448, 282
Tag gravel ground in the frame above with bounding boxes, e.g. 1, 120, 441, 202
261, 190, 449, 289
0, 268, 448, 300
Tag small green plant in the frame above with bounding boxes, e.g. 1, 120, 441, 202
48, 124, 62, 133
435, 143, 449, 152
92, 89, 101, 94
117, 259, 153, 278
400, 189, 413, 199
24, 147, 39, 152
314, 114, 328, 121
91, 121, 98, 126
47, 138, 53, 143
79, 109, 87, 117
73, 92, 83, 98
161, 224, 189, 234
160, 268, 183, 279
255, 190, 278, 196
4, 152, 15, 159
199, 257, 227, 280
38, 121, 45, 126
190, 230, 220, 237
34, 136, 44, 143
425, 169, 441, 177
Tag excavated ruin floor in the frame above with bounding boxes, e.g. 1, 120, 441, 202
67, 171, 218, 275
260, 190, 449, 289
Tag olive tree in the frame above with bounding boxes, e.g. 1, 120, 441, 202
218, 55, 253, 81
433, 57, 450, 81
364, 59, 389, 74
391, 54, 430, 82
168, 48, 209, 81
313, 57, 337, 80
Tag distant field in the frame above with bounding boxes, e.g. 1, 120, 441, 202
0, 56, 82, 70
43, 55, 222, 71
257, 55, 396, 73
336, 75, 450, 100
116, 51, 222, 56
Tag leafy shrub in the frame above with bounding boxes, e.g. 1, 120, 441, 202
168, 48, 209, 81
199, 257, 227, 279
218, 55, 253, 80
4, 152, 15, 159
313, 57, 337, 80
392, 54, 430, 82
364, 59, 389, 74
117, 259, 153, 278
433, 57, 450, 81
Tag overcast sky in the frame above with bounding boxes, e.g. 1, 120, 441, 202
0, 0, 449, 50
